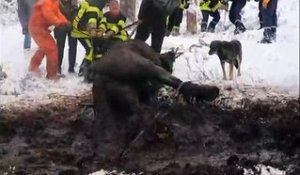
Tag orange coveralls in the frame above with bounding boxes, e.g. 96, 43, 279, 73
28, 0, 69, 80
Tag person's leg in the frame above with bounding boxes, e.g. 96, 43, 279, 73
208, 11, 220, 33
28, 28, 46, 76
261, 0, 277, 43
172, 8, 184, 36
151, 22, 166, 53
67, 32, 78, 73
24, 33, 31, 49
134, 22, 151, 42
78, 38, 94, 76
167, 9, 177, 32
231, 0, 247, 34
28, 48, 45, 77
30, 27, 59, 79
201, 10, 209, 32
260, 0, 276, 43
271, 0, 278, 40
54, 27, 67, 74
258, 0, 263, 29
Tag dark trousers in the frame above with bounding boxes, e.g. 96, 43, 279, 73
135, 21, 166, 53
54, 28, 77, 72
78, 38, 94, 62
229, 0, 247, 26
201, 10, 220, 32
258, 0, 263, 28
261, 0, 277, 28
167, 7, 184, 31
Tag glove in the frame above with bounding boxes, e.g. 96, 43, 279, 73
90, 28, 97, 38
96, 30, 104, 38
262, 0, 270, 8
179, 81, 220, 103
103, 30, 114, 39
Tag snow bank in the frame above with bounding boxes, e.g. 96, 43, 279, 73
0, 0, 299, 107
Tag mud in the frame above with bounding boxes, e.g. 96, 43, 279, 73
0, 91, 299, 175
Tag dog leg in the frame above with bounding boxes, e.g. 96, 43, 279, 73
221, 61, 227, 80
229, 63, 234, 80
237, 57, 241, 76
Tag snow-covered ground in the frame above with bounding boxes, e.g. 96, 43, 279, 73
0, 0, 299, 106
0, 0, 298, 174
0, 1, 298, 107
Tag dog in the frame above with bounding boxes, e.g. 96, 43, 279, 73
208, 40, 242, 80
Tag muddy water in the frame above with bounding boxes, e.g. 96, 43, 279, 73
0, 95, 299, 175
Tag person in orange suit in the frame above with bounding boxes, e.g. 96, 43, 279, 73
28, 0, 70, 80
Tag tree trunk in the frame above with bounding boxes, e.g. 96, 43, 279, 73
186, 10, 197, 34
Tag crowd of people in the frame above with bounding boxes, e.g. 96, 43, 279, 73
16, 0, 278, 81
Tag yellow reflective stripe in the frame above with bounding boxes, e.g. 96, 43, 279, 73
99, 17, 107, 30
212, 1, 224, 11
84, 38, 94, 61
71, 29, 89, 38
110, 25, 119, 34
86, 6, 101, 16
72, 1, 89, 29
114, 31, 128, 41
99, 23, 107, 31
200, 1, 211, 11
88, 18, 97, 25
117, 20, 125, 28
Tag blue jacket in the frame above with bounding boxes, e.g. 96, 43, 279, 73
17, 0, 37, 34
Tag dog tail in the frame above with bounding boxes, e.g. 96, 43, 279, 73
189, 44, 202, 52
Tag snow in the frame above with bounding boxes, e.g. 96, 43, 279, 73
0, 0, 299, 107
0, 0, 298, 174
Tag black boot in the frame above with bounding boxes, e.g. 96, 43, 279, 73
207, 21, 217, 33
234, 21, 246, 34
78, 59, 92, 77
260, 28, 272, 44
201, 22, 207, 32
271, 27, 277, 41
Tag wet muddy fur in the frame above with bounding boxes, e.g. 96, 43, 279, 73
0, 97, 299, 174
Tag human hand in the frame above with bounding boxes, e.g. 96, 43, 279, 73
103, 30, 114, 39
96, 30, 104, 38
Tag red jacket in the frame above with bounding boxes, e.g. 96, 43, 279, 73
29, 0, 68, 29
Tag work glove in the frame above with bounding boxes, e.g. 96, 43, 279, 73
87, 23, 97, 38
89, 29, 97, 38
103, 30, 114, 39
96, 30, 105, 38
262, 0, 270, 8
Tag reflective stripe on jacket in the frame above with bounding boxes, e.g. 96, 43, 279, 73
200, 0, 224, 12
71, 0, 107, 38
99, 12, 128, 41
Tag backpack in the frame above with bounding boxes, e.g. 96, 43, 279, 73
152, 0, 180, 15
